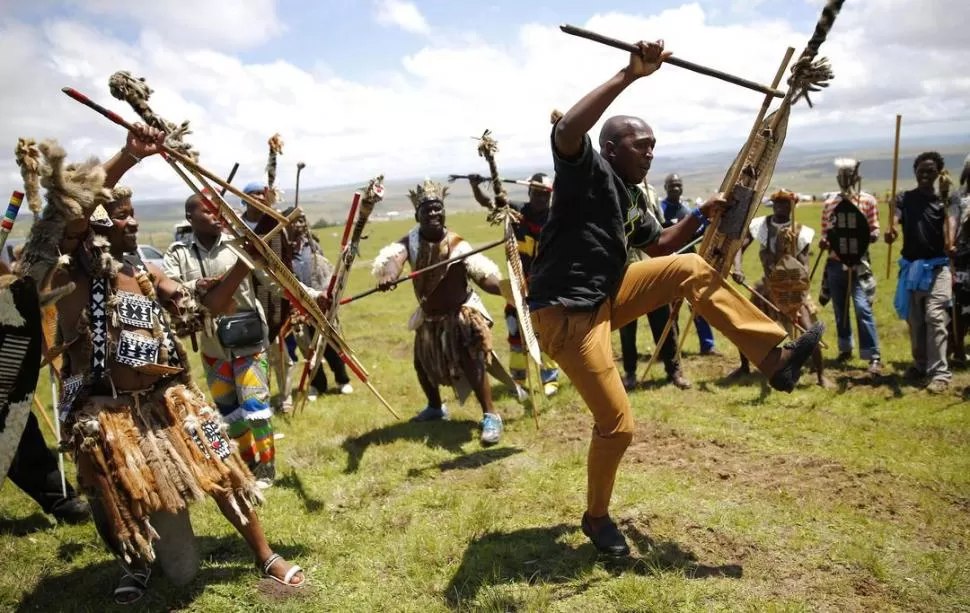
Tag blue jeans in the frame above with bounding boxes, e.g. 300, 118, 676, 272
826, 260, 880, 360
695, 315, 715, 353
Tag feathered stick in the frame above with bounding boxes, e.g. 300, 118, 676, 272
14, 139, 43, 219
266, 133, 284, 202
643, 0, 843, 381
295, 176, 384, 413
475, 130, 541, 427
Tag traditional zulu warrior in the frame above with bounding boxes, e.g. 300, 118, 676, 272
730, 189, 826, 386
467, 172, 561, 397
372, 180, 508, 445
17, 127, 305, 604
819, 158, 882, 374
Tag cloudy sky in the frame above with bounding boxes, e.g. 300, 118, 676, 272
2, 0, 968, 199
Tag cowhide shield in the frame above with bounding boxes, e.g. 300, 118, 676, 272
826, 197, 871, 267
0, 277, 42, 486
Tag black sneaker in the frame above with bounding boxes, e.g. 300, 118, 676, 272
50, 497, 91, 525
581, 512, 630, 557
768, 322, 825, 393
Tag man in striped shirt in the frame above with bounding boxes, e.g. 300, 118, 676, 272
819, 158, 882, 374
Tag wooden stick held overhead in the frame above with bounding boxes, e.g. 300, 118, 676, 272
560, 24, 786, 99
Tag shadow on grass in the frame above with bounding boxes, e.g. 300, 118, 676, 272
834, 371, 905, 397
444, 522, 742, 609
0, 512, 52, 536
406, 447, 524, 478
15, 536, 308, 612
341, 419, 478, 474
276, 469, 325, 513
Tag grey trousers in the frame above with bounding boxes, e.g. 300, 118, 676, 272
907, 266, 952, 382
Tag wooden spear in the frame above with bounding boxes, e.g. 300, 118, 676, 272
886, 114, 902, 279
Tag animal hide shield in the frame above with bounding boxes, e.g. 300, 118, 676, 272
0, 277, 43, 486
767, 253, 810, 316
704, 107, 791, 275
826, 197, 871, 267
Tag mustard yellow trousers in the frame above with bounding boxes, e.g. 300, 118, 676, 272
532, 254, 786, 517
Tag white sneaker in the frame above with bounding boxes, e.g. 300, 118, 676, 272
543, 382, 559, 397
255, 478, 273, 490
308, 386, 319, 402
339, 383, 354, 395
480, 413, 503, 446
515, 385, 528, 403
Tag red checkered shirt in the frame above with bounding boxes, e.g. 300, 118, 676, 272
820, 192, 881, 262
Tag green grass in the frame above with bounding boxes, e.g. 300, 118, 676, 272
3, 209, 970, 612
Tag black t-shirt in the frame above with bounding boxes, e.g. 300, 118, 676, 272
895, 188, 959, 261
528, 127, 662, 310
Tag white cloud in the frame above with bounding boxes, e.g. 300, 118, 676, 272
68, 0, 284, 50
1, 1, 968, 203
374, 0, 430, 35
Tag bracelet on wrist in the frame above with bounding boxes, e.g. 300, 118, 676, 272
690, 207, 708, 224
123, 149, 142, 164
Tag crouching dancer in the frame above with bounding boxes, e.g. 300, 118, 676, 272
19, 126, 305, 604
528, 41, 824, 557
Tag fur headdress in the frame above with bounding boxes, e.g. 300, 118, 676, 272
90, 186, 133, 229
408, 179, 448, 211
18, 140, 113, 305
770, 188, 799, 204
834, 157, 861, 194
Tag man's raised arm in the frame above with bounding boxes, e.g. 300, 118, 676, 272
554, 40, 671, 159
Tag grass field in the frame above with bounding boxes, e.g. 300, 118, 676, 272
2, 206, 969, 612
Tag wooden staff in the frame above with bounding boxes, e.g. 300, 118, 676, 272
295, 162, 306, 207
340, 237, 506, 306
560, 24, 786, 99
219, 162, 239, 197
844, 266, 853, 323
941, 170, 958, 349
809, 247, 825, 283
886, 114, 902, 279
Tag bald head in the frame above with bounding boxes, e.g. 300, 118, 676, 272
598, 115, 650, 150
598, 115, 656, 185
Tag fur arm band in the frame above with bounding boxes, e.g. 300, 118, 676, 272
372, 242, 407, 282
452, 240, 502, 286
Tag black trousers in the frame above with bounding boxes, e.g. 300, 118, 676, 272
315, 344, 351, 390
7, 413, 77, 513
619, 304, 680, 377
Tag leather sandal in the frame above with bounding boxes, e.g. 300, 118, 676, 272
261, 553, 305, 588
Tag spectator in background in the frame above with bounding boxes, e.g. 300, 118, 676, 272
819, 159, 882, 375
660, 173, 720, 356
886, 152, 960, 393
284, 208, 353, 398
